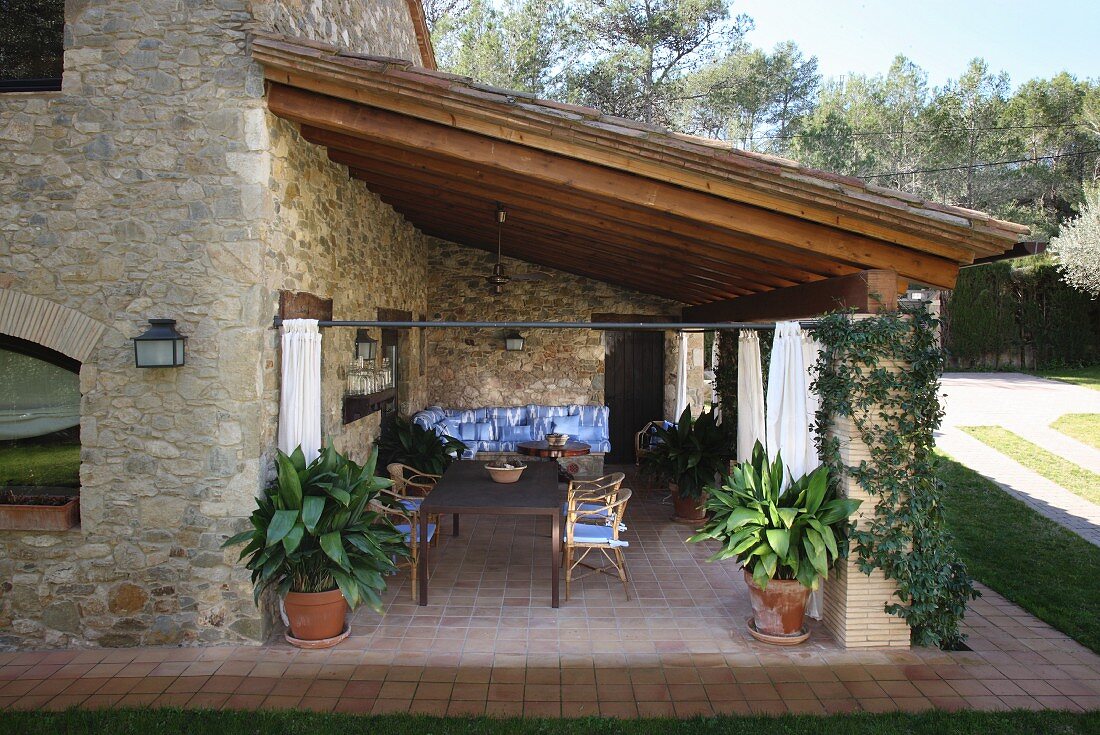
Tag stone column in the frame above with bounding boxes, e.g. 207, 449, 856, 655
821, 365, 911, 649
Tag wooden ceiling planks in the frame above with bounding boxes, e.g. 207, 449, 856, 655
253, 34, 1029, 304
251, 34, 1026, 255
270, 85, 962, 289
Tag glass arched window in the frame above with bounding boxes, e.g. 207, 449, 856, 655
0, 336, 80, 488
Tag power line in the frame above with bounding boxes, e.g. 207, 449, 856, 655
855, 147, 1100, 179
755, 120, 1088, 142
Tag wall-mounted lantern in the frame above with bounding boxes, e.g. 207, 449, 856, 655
133, 318, 186, 368
504, 331, 525, 351
355, 329, 377, 361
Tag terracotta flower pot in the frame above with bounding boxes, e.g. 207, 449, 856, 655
670, 483, 706, 523
0, 489, 79, 531
743, 569, 810, 638
283, 589, 348, 643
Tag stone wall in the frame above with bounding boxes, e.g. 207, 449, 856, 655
260, 115, 432, 462
254, 0, 420, 61
0, 0, 425, 649
424, 241, 706, 419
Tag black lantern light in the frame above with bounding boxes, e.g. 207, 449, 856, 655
133, 318, 186, 368
355, 329, 377, 361
504, 331, 525, 351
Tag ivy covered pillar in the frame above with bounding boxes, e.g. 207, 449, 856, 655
815, 310, 977, 650
821, 409, 912, 648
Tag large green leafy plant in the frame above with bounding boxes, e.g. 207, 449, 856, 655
223, 444, 408, 611
375, 414, 467, 475
642, 406, 734, 499
689, 441, 861, 590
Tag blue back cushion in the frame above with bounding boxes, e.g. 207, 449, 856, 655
552, 415, 581, 436
499, 424, 534, 443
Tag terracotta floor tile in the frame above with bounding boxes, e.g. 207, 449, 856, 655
151, 693, 194, 708
524, 701, 561, 717
857, 697, 898, 713
488, 682, 524, 700
484, 700, 524, 717
259, 694, 303, 710
41, 694, 89, 711
378, 681, 418, 699
221, 693, 267, 710
894, 696, 934, 712
746, 699, 786, 715
879, 680, 922, 698
928, 695, 968, 711
187, 692, 229, 709
632, 683, 671, 702
60, 678, 109, 696
524, 683, 562, 702
740, 682, 781, 700
845, 680, 887, 698
561, 700, 599, 717
674, 700, 715, 717
820, 697, 859, 714
635, 700, 676, 717
370, 698, 412, 714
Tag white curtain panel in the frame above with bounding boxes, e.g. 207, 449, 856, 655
736, 330, 766, 462
765, 321, 811, 485
801, 332, 825, 473
674, 330, 689, 418
278, 318, 322, 463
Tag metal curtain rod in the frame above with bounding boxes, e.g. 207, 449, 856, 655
271, 318, 818, 331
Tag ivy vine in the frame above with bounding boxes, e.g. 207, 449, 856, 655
812, 307, 978, 649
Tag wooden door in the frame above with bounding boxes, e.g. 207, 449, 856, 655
604, 331, 664, 464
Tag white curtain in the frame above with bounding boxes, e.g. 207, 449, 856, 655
674, 331, 689, 418
801, 332, 824, 472
278, 318, 322, 463
765, 321, 812, 485
736, 330, 765, 462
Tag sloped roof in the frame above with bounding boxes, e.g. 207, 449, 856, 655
251, 32, 1027, 303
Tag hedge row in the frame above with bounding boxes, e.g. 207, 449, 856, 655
941, 256, 1100, 369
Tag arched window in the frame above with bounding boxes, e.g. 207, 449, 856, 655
0, 335, 80, 489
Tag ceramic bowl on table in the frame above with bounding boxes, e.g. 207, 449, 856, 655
486, 461, 527, 483
546, 433, 568, 448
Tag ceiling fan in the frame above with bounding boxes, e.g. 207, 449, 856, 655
486, 205, 551, 294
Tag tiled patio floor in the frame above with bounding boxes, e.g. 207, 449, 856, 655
1, 467, 1098, 716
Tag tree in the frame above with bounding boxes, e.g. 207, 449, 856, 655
1049, 187, 1100, 298
564, 0, 749, 125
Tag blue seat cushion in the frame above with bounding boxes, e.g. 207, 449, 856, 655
567, 524, 629, 547
394, 522, 437, 543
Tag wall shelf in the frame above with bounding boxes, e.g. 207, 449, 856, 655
342, 388, 395, 424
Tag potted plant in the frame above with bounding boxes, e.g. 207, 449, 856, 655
642, 406, 733, 523
689, 441, 861, 644
375, 414, 467, 476
223, 443, 409, 648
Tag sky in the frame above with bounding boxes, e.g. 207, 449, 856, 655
735, 0, 1100, 89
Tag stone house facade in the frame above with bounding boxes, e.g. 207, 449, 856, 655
0, 0, 704, 649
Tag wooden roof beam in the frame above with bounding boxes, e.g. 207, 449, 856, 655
683, 270, 899, 322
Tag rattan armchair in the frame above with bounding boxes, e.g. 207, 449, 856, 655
371, 486, 437, 601
562, 487, 632, 601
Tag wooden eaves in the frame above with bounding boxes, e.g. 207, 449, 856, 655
250, 32, 1028, 307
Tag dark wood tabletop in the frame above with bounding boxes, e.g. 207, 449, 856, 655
418, 460, 564, 607
421, 460, 561, 514
516, 440, 591, 458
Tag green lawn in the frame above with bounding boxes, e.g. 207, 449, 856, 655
0, 709, 1096, 735
0, 442, 80, 487
938, 454, 1100, 653
1035, 365, 1100, 391
959, 425, 1100, 505
1052, 413, 1100, 451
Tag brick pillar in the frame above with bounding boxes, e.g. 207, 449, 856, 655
821, 403, 910, 648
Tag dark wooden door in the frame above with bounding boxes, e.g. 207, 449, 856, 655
604, 331, 664, 464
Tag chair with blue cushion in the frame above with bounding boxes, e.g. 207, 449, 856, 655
372, 487, 437, 602
562, 472, 625, 526
387, 463, 441, 547
562, 487, 632, 601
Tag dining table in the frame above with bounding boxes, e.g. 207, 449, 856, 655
418, 459, 565, 607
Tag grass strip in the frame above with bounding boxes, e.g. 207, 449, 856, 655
1035, 365, 1100, 391
0, 442, 80, 487
938, 454, 1100, 653
959, 425, 1100, 505
1051, 414, 1100, 451
0, 709, 1097, 735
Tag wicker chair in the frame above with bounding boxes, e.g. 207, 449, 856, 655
371, 486, 437, 602
562, 487, 632, 601
634, 420, 666, 466
562, 472, 625, 526
387, 463, 441, 546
